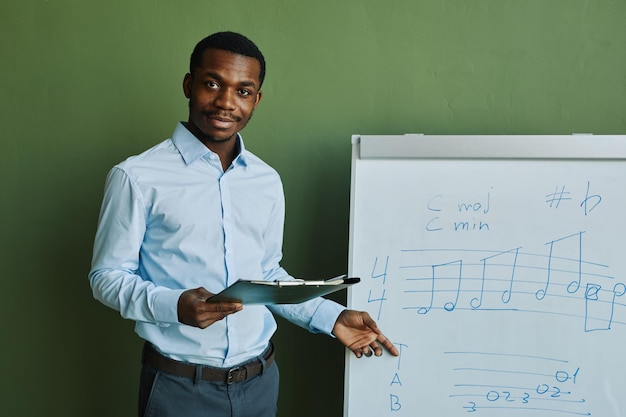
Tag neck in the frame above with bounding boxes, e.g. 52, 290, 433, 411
183, 121, 239, 171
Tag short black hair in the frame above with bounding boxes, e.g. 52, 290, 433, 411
189, 31, 266, 87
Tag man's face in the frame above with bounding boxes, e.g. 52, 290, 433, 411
183, 48, 262, 144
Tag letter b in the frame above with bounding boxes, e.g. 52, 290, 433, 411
390, 394, 402, 411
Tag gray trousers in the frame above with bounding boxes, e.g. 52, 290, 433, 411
139, 355, 280, 417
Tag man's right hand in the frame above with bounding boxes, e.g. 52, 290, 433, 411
177, 287, 243, 328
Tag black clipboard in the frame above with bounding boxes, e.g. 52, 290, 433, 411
206, 275, 360, 305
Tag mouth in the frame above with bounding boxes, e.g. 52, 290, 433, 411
205, 112, 241, 128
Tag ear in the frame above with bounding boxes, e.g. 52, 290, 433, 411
253, 90, 263, 108
183, 73, 193, 99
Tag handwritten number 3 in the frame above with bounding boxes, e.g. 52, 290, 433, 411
464, 402, 477, 412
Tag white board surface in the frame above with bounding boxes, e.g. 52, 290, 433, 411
345, 134, 626, 417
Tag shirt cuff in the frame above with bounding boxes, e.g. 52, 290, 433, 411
151, 288, 186, 325
309, 299, 346, 336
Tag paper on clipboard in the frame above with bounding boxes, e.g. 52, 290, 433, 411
206, 275, 360, 305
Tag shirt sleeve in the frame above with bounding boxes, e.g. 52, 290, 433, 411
268, 298, 346, 335
88, 166, 183, 326
259, 175, 346, 335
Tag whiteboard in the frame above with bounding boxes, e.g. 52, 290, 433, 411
345, 134, 626, 417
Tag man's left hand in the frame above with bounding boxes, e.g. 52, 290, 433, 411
333, 310, 400, 358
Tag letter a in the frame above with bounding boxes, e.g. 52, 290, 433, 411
390, 373, 403, 386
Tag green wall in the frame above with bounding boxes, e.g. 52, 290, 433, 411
2, 1, 625, 416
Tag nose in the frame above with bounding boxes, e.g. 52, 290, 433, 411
214, 88, 236, 110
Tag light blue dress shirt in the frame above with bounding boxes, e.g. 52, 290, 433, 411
89, 123, 344, 367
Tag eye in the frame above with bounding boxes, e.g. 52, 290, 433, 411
239, 89, 251, 96
207, 81, 219, 89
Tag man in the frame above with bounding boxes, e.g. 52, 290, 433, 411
89, 31, 398, 417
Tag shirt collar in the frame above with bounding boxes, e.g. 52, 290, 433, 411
171, 122, 248, 167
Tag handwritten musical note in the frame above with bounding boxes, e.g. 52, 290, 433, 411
470, 248, 520, 309
470, 258, 487, 309
443, 260, 463, 312
416, 260, 463, 314
585, 282, 626, 332
537, 232, 585, 301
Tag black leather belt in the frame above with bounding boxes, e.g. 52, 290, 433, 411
142, 342, 274, 384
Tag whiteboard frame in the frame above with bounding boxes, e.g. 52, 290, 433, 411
352, 134, 626, 160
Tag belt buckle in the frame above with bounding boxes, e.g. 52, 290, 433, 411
226, 366, 241, 385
